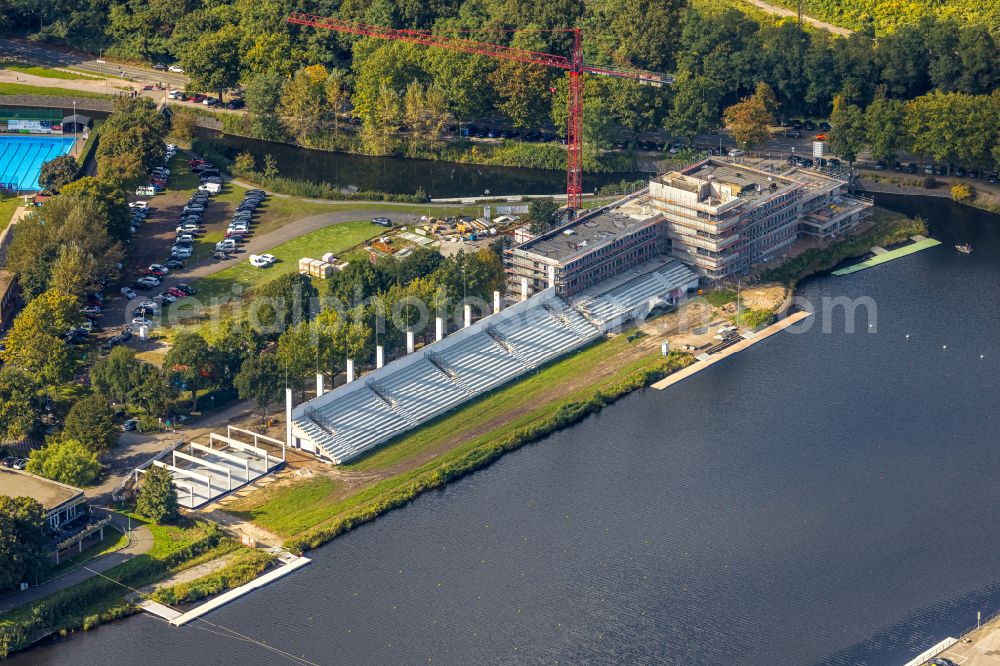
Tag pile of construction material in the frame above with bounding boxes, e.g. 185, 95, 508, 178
298, 254, 347, 279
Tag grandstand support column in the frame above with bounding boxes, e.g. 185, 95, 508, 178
407, 330, 415, 354
521, 278, 529, 301
548, 265, 556, 289
436, 316, 444, 342
346, 359, 355, 383
316, 373, 324, 396
285, 388, 293, 447
376, 345, 384, 368
494, 291, 501, 314
464, 304, 472, 328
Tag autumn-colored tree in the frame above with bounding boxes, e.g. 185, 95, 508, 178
723, 82, 777, 151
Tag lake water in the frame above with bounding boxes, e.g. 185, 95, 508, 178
208, 133, 648, 198
9, 195, 1000, 665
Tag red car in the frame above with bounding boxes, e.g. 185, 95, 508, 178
188, 159, 207, 168
187, 94, 206, 103
166, 287, 187, 298
142, 268, 166, 277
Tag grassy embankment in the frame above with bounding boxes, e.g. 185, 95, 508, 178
0, 83, 112, 99
1, 63, 92, 81
761, 207, 928, 286
0, 518, 240, 658
226, 335, 694, 551
0, 194, 22, 226
150, 548, 276, 605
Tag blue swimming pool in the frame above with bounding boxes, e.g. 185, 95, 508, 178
0, 135, 76, 191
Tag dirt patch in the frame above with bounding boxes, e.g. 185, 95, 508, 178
739, 284, 788, 311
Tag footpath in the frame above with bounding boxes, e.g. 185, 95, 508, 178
0, 513, 152, 613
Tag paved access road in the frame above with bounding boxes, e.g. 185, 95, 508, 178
1, 37, 189, 89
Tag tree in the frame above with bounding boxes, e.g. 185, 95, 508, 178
49, 243, 100, 300
233, 151, 256, 177
0, 368, 40, 441
403, 81, 453, 149
249, 273, 318, 335
276, 322, 318, 396
955, 25, 1000, 95
324, 69, 350, 135
164, 332, 217, 411
278, 64, 330, 145
360, 83, 403, 156
180, 25, 242, 103
234, 354, 283, 415
91, 346, 141, 404
864, 93, 907, 162
6, 193, 122, 298
488, 60, 550, 130
723, 82, 776, 151
0, 496, 50, 590
132, 364, 175, 416
528, 198, 560, 235
905, 91, 995, 169
665, 71, 722, 140
243, 70, 287, 141
26, 439, 101, 486
63, 395, 119, 454
168, 108, 198, 146
59, 177, 132, 242
0, 290, 79, 385
584, 0, 685, 73
135, 464, 178, 524
38, 154, 78, 193
827, 95, 866, 164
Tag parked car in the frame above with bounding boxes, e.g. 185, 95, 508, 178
168, 90, 185, 99
199, 182, 222, 194
175, 283, 196, 295
131, 317, 153, 329
249, 254, 274, 268
225, 99, 244, 110
121, 287, 137, 300
168, 64, 184, 73
164, 259, 185, 271
122, 418, 139, 432
728, 148, 744, 157
371, 217, 393, 227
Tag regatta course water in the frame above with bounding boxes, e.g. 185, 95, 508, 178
10, 195, 1000, 665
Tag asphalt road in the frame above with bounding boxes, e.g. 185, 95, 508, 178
1, 37, 190, 89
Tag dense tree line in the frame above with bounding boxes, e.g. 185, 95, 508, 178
3, 1, 998, 160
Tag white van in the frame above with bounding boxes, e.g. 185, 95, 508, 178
198, 182, 222, 194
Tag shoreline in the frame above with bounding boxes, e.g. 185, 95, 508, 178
0, 177, 932, 662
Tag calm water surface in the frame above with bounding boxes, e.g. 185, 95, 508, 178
209, 133, 648, 198
12, 195, 1000, 665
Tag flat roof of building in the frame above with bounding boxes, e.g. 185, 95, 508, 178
516, 206, 660, 263
0, 468, 84, 513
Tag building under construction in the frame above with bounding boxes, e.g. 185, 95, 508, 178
506, 159, 873, 289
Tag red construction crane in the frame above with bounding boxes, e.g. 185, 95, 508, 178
287, 13, 672, 210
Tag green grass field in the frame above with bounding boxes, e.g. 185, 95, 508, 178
1, 194, 24, 226
2, 63, 91, 80
190, 220, 379, 302
0, 82, 111, 99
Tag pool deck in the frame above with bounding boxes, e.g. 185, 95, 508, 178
832, 236, 941, 276
652, 311, 813, 391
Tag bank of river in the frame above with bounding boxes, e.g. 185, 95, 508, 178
8, 195, 1000, 664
